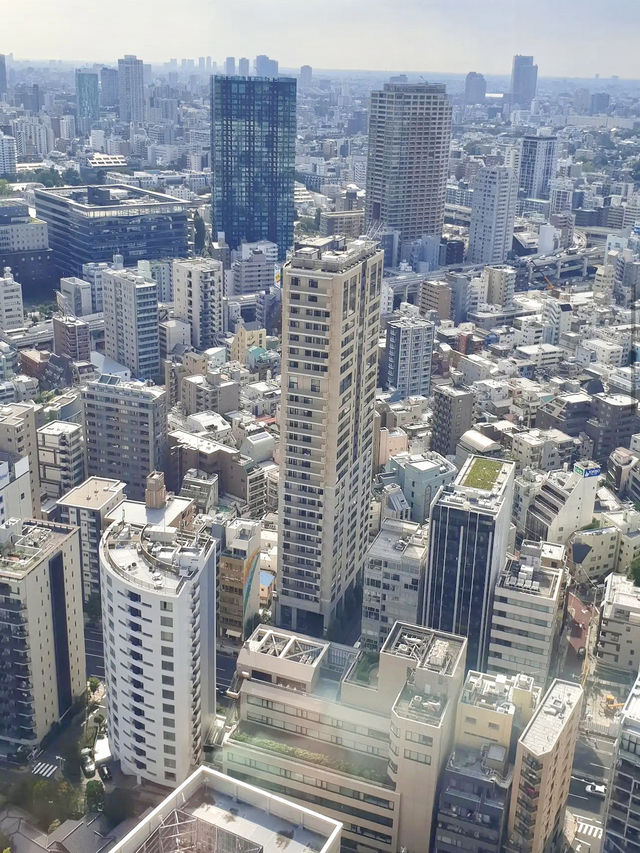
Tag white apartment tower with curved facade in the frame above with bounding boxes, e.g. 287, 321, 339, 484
100, 484, 216, 787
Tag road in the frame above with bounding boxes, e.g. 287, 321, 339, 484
85, 624, 105, 679
567, 731, 615, 851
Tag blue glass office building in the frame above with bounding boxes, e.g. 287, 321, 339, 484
211, 75, 296, 261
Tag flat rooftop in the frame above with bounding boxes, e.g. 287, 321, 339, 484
110, 766, 341, 853
56, 477, 125, 511
461, 671, 537, 713
497, 556, 562, 600
381, 622, 466, 676
34, 184, 190, 212
519, 679, 582, 756
0, 520, 75, 577
37, 420, 82, 437
460, 457, 509, 491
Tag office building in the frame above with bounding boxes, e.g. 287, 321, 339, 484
102, 267, 159, 380
481, 263, 517, 309
255, 55, 278, 76
525, 461, 600, 545
99, 67, 118, 108
0, 520, 85, 755
52, 315, 91, 361
0, 403, 41, 516
82, 375, 167, 501
100, 482, 216, 786
0, 132, 17, 177
118, 54, 145, 123
223, 622, 466, 853
172, 257, 224, 350
425, 456, 516, 671
506, 680, 582, 853
464, 71, 486, 104
229, 240, 278, 295
596, 573, 640, 676
384, 450, 457, 524
59, 276, 93, 317
34, 185, 189, 277
0, 55, 6, 98
218, 517, 261, 644
276, 239, 383, 635
37, 420, 85, 501
0, 267, 24, 331
109, 766, 341, 853
57, 476, 125, 604
224, 56, 236, 75
431, 385, 475, 457
585, 392, 639, 465
75, 69, 99, 129
468, 166, 518, 265
383, 304, 434, 399
510, 427, 577, 472
602, 671, 640, 852
361, 518, 430, 649
300, 64, 313, 87
510, 55, 538, 109
488, 542, 564, 685
365, 82, 452, 246
212, 75, 296, 260
237, 57, 249, 76
520, 136, 558, 200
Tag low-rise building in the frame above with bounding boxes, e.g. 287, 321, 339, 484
218, 518, 262, 644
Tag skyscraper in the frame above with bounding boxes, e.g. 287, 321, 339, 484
464, 71, 486, 104
102, 268, 159, 380
224, 56, 236, 76
75, 69, 99, 129
99, 67, 118, 109
467, 165, 518, 264
299, 64, 313, 87
510, 54, 538, 109
365, 82, 452, 248
431, 384, 475, 457
519, 135, 558, 199
212, 75, 296, 260
117, 54, 145, 123
255, 54, 278, 76
424, 455, 515, 670
238, 57, 249, 76
172, 257, 224, 349
383, 303, 434, 398
276, 238, 383, 636
0, 132, 17, 177
0, 55, 7, 98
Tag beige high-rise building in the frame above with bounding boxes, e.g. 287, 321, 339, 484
223, 622, 466, 853
173, 257, 224, 350
0, 519, 85, 754
276, 237, 383, 635
506, 679, 583, 853
0, 402, 42, 516
365, 82, 452, 246
37, 420, 86, 500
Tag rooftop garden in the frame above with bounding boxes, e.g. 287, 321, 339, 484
462, 458, 504, 491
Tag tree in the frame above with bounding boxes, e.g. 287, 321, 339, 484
88, 676, 100, 695
85, 780, 104, 813
630, 558, 640, 586
0, 180, 11, 197
61, 168, 82, 186
193, 211, 206, 255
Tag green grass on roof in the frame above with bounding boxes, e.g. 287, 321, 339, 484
462, 457, 504, 491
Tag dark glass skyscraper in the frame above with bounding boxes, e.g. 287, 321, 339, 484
211, 75, 296, 260
75, 70, 100, 128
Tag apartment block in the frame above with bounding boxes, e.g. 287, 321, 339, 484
510, 427, 578, 472
218, 517, 262, 644
506, 680, 583, 853
223, 622, 466, 853
57, 476, 126, 604
383, 450, 457, 524
487, 542, 564, 685
100, 489, 216, 787
361, 518, 430, 650
102, 267, 160, 381
277, 238, 382, 635
383, 305, 434, 399
173, 257, 224, 350
82, 376, 167, 501
52, 315, 91, 361
0, 402, 42, 516
431, 385, 475, 457
596, 572, 640, 676
37, 420, 85, 501
0, 266, 24, 332
0, 520, 85, 755
525, 461, 600, 545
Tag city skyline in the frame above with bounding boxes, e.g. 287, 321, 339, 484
3, 0, 639, 78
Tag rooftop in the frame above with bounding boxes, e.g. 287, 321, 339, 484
497, 553, 562, 601
110, 766, 341, 853
461, 457, 506, 491
0, 520, 75, 578
57, 477, 126, 511
34, 184, 189, 213
381, 622, 466, 676
519, 679, 582, 756
461, 671, 537, 713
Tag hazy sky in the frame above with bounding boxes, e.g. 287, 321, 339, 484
4, 0, 639, 78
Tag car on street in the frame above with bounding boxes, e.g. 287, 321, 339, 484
98, 764, 112, 782
80, 748, 95, 778
585, 783, 606, 798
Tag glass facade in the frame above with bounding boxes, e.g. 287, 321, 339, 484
212, 75, 296, 261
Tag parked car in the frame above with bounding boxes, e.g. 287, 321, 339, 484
585, 783, 606, 798
98, 764, 112, 782
80, 750, 95, 778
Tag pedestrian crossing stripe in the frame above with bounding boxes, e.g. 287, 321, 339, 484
32, 761, 57, 778
578, 822, 603, 838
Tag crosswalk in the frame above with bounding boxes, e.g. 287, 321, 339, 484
31, 761, 57, 778
577, 821, 603, 839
